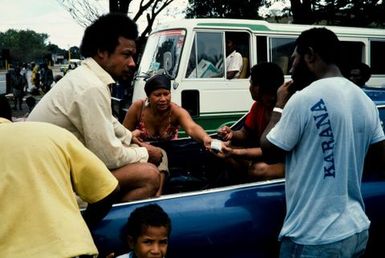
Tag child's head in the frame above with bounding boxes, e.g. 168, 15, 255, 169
123, 204, 171, 258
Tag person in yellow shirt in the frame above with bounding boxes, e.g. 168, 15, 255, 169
0, 98, 119, 258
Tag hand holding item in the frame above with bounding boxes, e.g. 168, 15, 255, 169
131, 129, 144, 144
276, 80, 294, 108
203, 135, 213, 150
138, 141, 163, 166
211, 139, 223, 153
211, 139, 233, 158
217, 126, 233, 141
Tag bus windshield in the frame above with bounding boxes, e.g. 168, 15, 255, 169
137, 29, 186, 79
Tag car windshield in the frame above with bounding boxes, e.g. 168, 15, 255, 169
138, 29, 185, 79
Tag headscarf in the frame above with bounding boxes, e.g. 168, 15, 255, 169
144, 74, 171, 96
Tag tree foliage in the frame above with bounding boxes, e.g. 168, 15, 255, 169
281, 0, 385, 27
314, 0, 385, 27
186, 0, 385, 28
185, 0, 264, 19
0, 29, 58, 64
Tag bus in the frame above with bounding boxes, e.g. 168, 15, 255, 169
131, 18, 385, 135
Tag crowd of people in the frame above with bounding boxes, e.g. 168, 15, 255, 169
1, 11, 384, 258
6, 61, 63, 117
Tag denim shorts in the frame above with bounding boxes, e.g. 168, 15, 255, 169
279, 230, 369, 258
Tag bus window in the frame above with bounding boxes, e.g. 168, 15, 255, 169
370, 41, 385, 74
225, 32, 250, 79
339, 41, 364, 77
270, 37, 296, 75
186, 38, 197, 78
186, 32, 224, 78
256, 36, 268, 64
138, 29, 185, 79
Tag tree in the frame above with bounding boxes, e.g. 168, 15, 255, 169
207, 0, 385, 28
0, 29, 50, 64
314, 0, 385, 27
264, 0, 385, 28
289, 0, 314, 24
185, 0, 264, 19
69, 46, 81, 60
110, 0, 130, 13
57, 0, 176, 41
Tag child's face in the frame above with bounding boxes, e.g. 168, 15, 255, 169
131, 226, 169, 258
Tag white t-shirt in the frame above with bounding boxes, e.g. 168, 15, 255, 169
226, 50, 243, 78
116, 251, 133, 258
267, 77, 385, 245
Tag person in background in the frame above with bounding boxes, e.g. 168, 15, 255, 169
20, 63, 27, 91
40, 63, 54, 93
64, 62, 78, 75
25, 63, 34, 93
27, 13, 163, 202
25, 96, 36, 113
260, 27, 385, 258
108, 203, 172, 258
50, 74, 63, 88
0, 96, 119, 258
30, 63, 40, 95
9, 65, 27, 110
225, 36, 243, 79
123, 74, 212, 194
216, 63, 285, 183
349, 62, 371, 88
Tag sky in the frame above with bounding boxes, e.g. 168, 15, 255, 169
0, 0, 188, 50
0, 0, 86, 49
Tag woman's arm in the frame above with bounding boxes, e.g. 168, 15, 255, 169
122, 100, 142, 130
174, 104, 212, 148
221, 145, 263, 159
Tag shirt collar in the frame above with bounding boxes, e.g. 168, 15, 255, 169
229, 50, 237, 57
81, 57, 116, 86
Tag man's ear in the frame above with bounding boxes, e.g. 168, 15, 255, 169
304, 47, 316, 64
96, 49, 108, 61
127, 235, 134, 249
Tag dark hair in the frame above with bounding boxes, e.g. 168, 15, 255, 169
144, 74, 171, 96
0, 95, 12, 120
80, 13, 138, 57
351, 62, 371, 82
250, 62, 284, 94
122, 204, 172, 242
25, 96, 37, 112
226, 32, 238, 43
296, 27, 340, 65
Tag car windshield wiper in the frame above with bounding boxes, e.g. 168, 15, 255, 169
134, 71, 153, 80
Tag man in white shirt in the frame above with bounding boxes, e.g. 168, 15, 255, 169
261, 27, 385, 258
226, 37, 243, 79
28, 13, 163, 202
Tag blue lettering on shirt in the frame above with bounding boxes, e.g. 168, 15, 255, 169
310, 99, 336, 178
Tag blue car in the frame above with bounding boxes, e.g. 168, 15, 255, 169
92, 88, 385, 258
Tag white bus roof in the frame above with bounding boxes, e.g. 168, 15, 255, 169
153, 18, 385, 38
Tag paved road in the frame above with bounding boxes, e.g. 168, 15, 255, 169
0, 72, 6, 94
